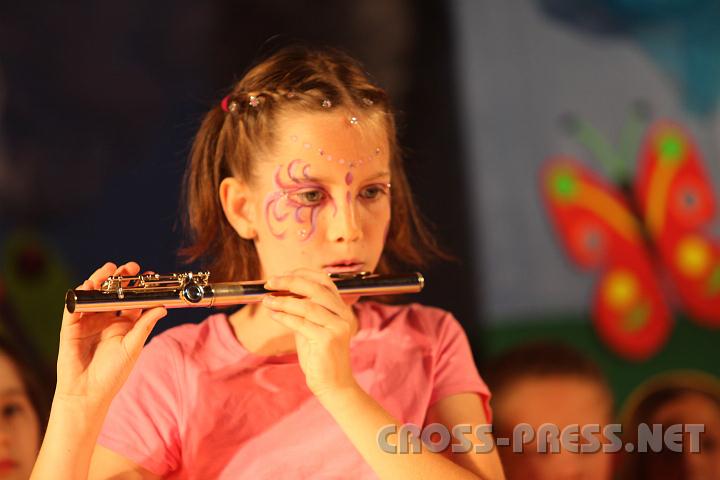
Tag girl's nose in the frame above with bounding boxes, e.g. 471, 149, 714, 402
326, 192, 362, 242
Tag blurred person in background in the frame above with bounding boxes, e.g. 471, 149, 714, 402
0, 336, 50, 480
482, 341, 615, 480
618, 370, 720, 480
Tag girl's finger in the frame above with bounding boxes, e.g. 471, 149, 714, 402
269, 310, 327, 340
265, 275, 345, 316
262, 295, 336, 327
87, 262, 118, 288
113, 261, 140, 277
111, 263, 142, 319
122, 307, 168, 358
290, 268, 338, 292
115, 308, 143, 322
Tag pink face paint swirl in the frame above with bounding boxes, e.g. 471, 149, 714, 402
265, 161, 329, 242
263, 190, 288, 239
287, 159, 303, 182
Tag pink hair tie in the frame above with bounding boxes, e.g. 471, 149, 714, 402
220, 95, 230, 112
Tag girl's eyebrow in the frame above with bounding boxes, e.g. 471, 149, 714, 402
303, 171, 391, 184
359, 171, 391, 182
0, 387, 25, 397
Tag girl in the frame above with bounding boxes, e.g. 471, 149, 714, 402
31, 46, 505, 479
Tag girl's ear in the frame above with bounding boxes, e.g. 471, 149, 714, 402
219, 177, 258, 240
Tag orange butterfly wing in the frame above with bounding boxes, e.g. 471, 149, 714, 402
635, 121, 720, 327
541, 158, 672, 360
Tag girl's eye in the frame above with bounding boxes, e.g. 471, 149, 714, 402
359, 184, 389, 200
2, 403, 22, 419
287, 189, 327, 206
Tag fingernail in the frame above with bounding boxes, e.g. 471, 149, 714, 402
265, 277, 277, 288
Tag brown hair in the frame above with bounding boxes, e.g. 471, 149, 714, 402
180, 45, 446, 281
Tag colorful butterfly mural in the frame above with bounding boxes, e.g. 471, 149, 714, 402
541, 119, 720, 360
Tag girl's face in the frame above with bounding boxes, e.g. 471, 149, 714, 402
0, 354, 40, 480
227, 111, 391, 280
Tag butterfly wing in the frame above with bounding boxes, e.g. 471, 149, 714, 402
635, 121, 720, 327
541, 157, 672, 360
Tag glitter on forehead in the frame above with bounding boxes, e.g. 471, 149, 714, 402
287, 134, 384, 169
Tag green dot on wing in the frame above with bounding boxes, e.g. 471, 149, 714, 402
659, 134, 684, 164
552, 171, 578, 199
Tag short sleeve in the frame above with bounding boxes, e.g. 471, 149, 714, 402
97, 335, 183, 476
430, 313, 492, 422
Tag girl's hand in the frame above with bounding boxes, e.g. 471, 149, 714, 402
55, 261, 167, 410
262, 269, 358, 399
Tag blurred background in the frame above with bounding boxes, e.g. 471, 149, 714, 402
1, 0, 719, 408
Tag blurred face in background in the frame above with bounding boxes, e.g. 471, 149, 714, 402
493, 375, 614, 480
0, 354, 40, 480
641, 392, 720, 480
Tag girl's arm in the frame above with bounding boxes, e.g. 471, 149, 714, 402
30, 262, 167, 480
263, 269, 505, 480
318, 386, 505, 480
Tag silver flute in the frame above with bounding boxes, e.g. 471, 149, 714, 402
65, 271, 424, 313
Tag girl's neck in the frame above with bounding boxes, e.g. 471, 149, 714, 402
227, 302, 360, 356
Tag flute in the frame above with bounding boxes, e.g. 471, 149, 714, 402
65, 271, 424, 313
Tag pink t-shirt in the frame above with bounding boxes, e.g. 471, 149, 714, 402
98, 301, 490, 479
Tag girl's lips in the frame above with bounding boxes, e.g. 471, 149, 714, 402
0, 459, 17, 473
323, 263, 364, 274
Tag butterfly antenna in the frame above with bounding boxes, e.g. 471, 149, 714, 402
558, 112, 627, 183
618, 100, 653, 173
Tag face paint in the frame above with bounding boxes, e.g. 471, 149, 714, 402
264, 159, 328, 242
267, 136, 387, 242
